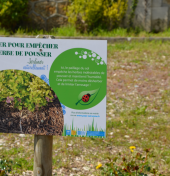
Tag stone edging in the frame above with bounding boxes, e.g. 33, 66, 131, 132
1, 35, 170, 43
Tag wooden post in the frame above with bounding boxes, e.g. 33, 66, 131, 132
33, 35, 54, 176
33, 135, 53, 176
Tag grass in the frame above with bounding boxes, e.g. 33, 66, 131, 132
3, 25, 170, 38
1, 40, 170, 175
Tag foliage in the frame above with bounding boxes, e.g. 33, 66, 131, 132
0, 0, 28, 31
0, 70, 55, 112
66, 0, 128, 33
0, 157, 27, 175
134, 106, 147, 116
0, 159, 14, 176
98, 147, 164, 176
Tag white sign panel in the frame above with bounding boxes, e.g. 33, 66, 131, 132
0, 37, 107, 137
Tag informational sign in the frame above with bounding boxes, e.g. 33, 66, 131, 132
0, 37, 107, 137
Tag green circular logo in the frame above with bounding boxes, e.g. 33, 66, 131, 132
49, 48, 106, 110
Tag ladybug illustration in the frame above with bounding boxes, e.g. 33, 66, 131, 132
82, 93, 91, 102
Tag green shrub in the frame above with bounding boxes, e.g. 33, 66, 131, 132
0, 70, 55, 112
66, 0, 127, 33
0, 0, 28, 31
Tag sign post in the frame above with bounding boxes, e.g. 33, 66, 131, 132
33, 135, 53, 176
0, 36, 107, 175
33, 36, 53, 176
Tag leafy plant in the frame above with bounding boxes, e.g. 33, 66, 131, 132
0, 0, 28, 31
0, 159, 13, 176
97, 147, 164, 176
0, 70, 55, 112
66, 0, 127, 33
134, 106, 147, 116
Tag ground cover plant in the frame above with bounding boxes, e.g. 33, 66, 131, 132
0, 70, 54, 112
0, 70, 63, 136
0, 40, 170, 175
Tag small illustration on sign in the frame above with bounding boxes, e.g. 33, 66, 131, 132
75, 88, 100, 106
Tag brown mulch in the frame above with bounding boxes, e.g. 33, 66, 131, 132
0, 97, 63, 136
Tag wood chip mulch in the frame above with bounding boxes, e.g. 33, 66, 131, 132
0, 97, 63, 136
